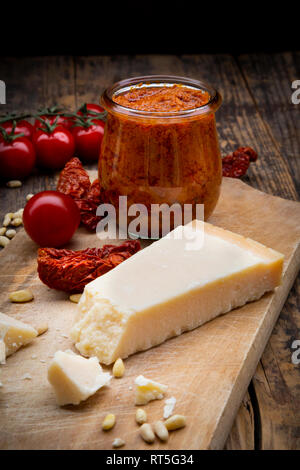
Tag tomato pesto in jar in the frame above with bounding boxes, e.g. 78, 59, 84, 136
113, 84, 210, 112
100, 76, 222, 238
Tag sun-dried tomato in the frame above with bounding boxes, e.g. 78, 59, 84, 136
234, 146, 258, 162
87, 178, 102, 201
75, 199, 101, 231
37, 240, 141, 293
57, 157, 104, 231
222, 146, 257, 178
79, 179, 104, 231
222, 153, 250, 178
57, 157, 91, 199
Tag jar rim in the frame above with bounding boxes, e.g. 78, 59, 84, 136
101, 75, 222, 119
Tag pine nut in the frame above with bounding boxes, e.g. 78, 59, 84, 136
164, 414, 186, 431
135, 408, 147, 425
6, 180, 22, 188
36, 323, 48, 335
153, 420, 169, 441
102, 413, 116, 431
11, 217, 23, 227
0, 227, 6, 236
3, 213, 13, 226
6, 229, 16, 239
13, 208, 24, 218
112, 438, 125, 448
9, 289, 34, 303
112, 358, 125, 378
0, 236, 10, 248
140, 423, 155, 444
69, 294, 82, 303
26, 194, 34, 201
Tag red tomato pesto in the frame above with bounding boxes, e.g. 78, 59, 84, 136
113, 84, 210, 112
99, 82, 222, 236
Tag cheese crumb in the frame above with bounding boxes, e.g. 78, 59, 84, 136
112, 438, 125, 448
48, 350, 111, 406
0, 340, 6, 364
21, 373, 32, 380
163, 397, 176, 419
134, 375, 167, 405
0, 312, 37, 357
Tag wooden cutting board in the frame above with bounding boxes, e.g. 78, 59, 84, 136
0, 178, 299, 450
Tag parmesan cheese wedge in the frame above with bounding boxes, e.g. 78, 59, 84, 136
70, 220, 284, 364
0, 312, 38, 360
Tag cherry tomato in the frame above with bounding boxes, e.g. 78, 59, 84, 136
23, 191, 80, 247
77, 103, 104, 117
1, 120, 34, 140
33, 126, 75, 170
0, 136, 36, 179
34, 115, 74, 132
72, 120, 105, 162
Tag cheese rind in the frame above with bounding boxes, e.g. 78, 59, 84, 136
135, 375, 168, 405
0, 312, 38, 359
71, 221, 284, 364
47, 350, 111, 406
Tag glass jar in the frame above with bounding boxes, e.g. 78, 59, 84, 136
99, 75, 222, 238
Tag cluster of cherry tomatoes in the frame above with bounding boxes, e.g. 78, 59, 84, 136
0, 103, 105, 180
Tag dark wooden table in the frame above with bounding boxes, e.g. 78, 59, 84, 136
0, 53, 299, 449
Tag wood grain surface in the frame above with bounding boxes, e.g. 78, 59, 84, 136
0, 178, 299, 450
0, 53, 299, 449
